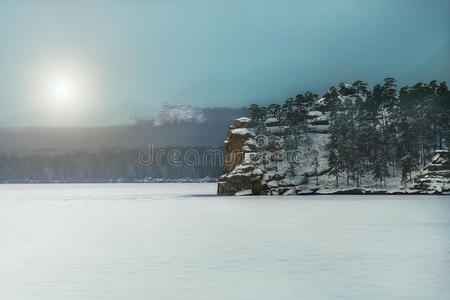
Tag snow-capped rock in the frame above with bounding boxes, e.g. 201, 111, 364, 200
230, 128, 255, 138
234, 117, 252, 128
264, 118, 279, 126
153, 103, 205, 126
411, 150, 450, 194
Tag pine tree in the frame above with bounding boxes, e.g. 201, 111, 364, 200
248, 104, 265, 126
401, 155, 414, 187
328, 149, 339, 187
310, 150, 320, 186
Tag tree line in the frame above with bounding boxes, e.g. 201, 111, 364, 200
0, 147, 223, 183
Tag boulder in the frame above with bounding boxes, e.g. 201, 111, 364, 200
411, 150, 450, 194
264, 118, 279, 126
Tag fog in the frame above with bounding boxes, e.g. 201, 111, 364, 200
0, 0, 448, 126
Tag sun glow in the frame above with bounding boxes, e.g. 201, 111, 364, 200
48, 75, 78, 107
28, 54, 100, 125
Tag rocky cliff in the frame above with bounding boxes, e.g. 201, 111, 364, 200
218, 110, 332, 196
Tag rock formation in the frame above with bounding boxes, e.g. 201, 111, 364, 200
411, 150, 450, 194
217, 116, 450, 196
218, 111, 332, 195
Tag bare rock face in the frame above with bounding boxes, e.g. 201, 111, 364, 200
217, 111, 330, 196
412, 150, 450, 194
223, 125, 256, 174
218, 118, 259, 195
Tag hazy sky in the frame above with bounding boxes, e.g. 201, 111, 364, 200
0, 0, 449, 126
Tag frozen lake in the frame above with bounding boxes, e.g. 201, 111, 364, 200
0, 183, 449, 300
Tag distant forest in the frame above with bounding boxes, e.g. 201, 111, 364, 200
0, 107, 246, 182
0, 147, 223, 183
248, 79, 450, 187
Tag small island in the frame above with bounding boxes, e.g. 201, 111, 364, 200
218, 79, 450, 196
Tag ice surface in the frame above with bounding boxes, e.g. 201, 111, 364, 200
0, 183, 449, 300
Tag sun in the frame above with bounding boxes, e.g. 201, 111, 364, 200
48, 75, 78, 107
27, 55, 101, 125
49, 77, 76, 103
29, 57, 89, 112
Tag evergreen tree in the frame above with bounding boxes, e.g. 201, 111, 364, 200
310, 150, 320, 186
248, 104, 265, 126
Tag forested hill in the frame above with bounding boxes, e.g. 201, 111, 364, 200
218, 79, 450, 195
326, 79, 449, 186
250, 79, 449, 187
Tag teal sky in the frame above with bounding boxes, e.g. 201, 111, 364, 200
0, 0, 449, 126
